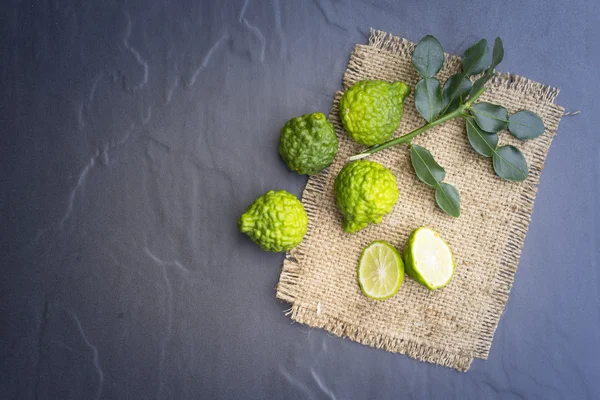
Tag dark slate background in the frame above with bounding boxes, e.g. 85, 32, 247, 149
2, 1, 599, 399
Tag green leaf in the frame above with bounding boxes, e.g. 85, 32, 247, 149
412, 35, 444, 78
441, 73, 472, 113
410, 146, 460, 217
471, 102, 508, 132
410, 145, 445, 187
490, 37, 504, 70
467, 38, 502, 100
465, 118, 498, 157
492, 145, 529, 181
462, 39, 490, 76
415, 78, 443, 122
435, 183, 460, 217
508, 110, 545, 140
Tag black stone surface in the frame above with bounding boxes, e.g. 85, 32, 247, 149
2, 1, 599, 398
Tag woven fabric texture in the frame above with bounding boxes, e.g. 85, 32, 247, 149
276, 29, 564, 371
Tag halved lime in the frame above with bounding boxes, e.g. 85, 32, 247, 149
403, 227, 455, 290
357, 241, 404, 300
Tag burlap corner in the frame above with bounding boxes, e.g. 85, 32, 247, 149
276, 29, 564, 371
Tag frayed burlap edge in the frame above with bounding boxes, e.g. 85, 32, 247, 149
286, 300, 473, 371
276, 28, 562, 371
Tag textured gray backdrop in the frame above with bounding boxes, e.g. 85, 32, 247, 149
1, 0, 599, 399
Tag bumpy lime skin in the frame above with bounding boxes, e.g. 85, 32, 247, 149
339, 80, 410, 146
238, 190, 308, 252
334, 160, 399, 233
279, 112, 338, 175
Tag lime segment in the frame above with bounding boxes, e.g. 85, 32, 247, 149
357, 241, 404, 300
404, 227, 455, 290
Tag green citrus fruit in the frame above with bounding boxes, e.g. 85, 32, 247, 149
339, 80, 410, 146
238, 190, 308, 252
358, 241, 404, 300
334, 160, 399, 233
279, 112, 338, 175
403, 227, 455, 290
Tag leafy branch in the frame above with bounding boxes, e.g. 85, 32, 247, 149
348, 35, 545, 217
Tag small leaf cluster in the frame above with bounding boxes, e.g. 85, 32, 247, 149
409, 35, 546, 217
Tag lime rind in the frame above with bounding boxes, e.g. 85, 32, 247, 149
357, 241, 404, 300
238, 190, 308, 252
278, 112, 338, 176
403, 227, 455, 290
339, 80, 411, 146
334, 160, 399, 234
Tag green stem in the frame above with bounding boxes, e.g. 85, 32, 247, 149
466, 84, 487, 107
348, 88, 487, 161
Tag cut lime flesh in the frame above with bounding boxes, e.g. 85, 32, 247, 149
358, 241, 404, 300
404, 227, 455, 290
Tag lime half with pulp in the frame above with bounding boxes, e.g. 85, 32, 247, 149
357, 241, 404, 300
404, 227, 455, 290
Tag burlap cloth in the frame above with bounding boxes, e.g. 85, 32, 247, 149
276, 29, 564, 371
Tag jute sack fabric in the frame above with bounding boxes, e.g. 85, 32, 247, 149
276, 29, 564, 371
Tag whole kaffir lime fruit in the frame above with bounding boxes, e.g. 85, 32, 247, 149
238, 190, 308, 252
339, 80, 410, 146
279, 112, 338, 175
334, 160, 399, 233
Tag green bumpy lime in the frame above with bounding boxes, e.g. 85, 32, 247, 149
238, 190, 308, 252
334, 160, 399, 233
339, 80, 410, 146
279, 112, 338, 175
